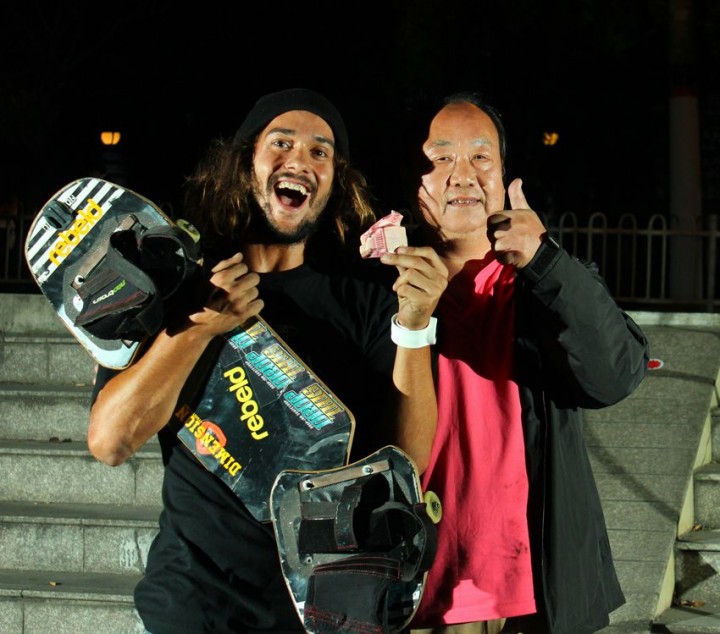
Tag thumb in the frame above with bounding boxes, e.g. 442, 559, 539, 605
508, 178, 529, 210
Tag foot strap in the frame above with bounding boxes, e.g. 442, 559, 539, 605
273, 448, 438, 634
72, 218, 203, 341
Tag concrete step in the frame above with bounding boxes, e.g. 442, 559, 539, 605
0, 501, 159, 575
0, 383, 93, 442
0, 334, 96, 386
0, 293, 65, 335
649, 471, 720, 631
599, 622, 658, 634
0, 305, 713, 633
673, 529, 720, 603
694, 463, 720, 527
658, 413, 720, 626
650, 601, 720, 633
0, 568, 144, 634
0, 292, 97, 388
0, 381, 158, 445
0, 440, 162, 507
0, 294, 157, 632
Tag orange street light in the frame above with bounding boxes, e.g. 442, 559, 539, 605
100, 131, 121, 146
543, 132, 559, 146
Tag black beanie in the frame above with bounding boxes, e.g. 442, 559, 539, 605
233, 88, 350, 159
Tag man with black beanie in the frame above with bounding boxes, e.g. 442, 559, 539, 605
88, 88, 448, 633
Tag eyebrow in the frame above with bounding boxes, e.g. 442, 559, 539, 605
265, 127, 336, 150
427, 137, 495, 150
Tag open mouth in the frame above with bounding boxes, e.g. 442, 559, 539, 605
274, 180, 310, 208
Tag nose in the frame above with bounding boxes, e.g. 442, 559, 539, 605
449, 157, 476, 186
282, 144, 311, 173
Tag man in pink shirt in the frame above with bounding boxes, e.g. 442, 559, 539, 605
380, 92, 649, 634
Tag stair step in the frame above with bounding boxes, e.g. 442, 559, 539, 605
677, 528, 720, 551
599, 622, 659, 634
651, 600, 720, 633
674, 530, 720, 603
0, 296, 155, 631
0, 301, 715, 632
0, 501, 159, 575
694, 463, 720, 527
0, 334, 97, 386
0, 382, 159, 444
0, 440, 162, 506
712, 408, 720, 463
0, 383, 93, 442
0, 293, 66, 334
0, 568, 144, 634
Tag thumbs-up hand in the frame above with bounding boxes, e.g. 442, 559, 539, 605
486, 178, 548, 269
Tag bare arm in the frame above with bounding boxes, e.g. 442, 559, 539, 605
390, 345, 437, 473
380, 246, 448, 472
88, 253, 263, 466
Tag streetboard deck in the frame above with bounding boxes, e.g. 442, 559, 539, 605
270, 445, 439, 633
174, 315, 356, 522
24, 177, 187, 369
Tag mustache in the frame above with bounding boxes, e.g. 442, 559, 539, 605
269, 172, 315, 193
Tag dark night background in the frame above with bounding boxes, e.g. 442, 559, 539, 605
1, 0, 718, 224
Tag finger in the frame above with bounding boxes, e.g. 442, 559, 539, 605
394, 264, 448, 307
205, 275, 262, 317
210, 260, 251, 289
382, 247, 448, 280
487, 211, 509, 227
390, 245, 436, 260
211, 252, 244, 274
508, 178, 529, 210
392, 266, 446, 300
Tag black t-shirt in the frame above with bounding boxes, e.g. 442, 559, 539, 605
92, 264, 398, 633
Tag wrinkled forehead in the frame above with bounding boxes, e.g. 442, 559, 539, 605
423, 103, 501, 156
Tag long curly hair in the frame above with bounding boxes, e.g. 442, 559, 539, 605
181, 136, 377, 271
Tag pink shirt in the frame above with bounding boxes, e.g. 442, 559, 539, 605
412, 258, 536, 626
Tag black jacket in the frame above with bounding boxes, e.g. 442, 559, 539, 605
509, 238, 649, 634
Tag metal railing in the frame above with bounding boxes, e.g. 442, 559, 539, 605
552, 211, 720, 312
0, 213, 29, 289
4, 210, 720, 312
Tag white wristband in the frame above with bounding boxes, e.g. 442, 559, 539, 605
390, 313, 438, 348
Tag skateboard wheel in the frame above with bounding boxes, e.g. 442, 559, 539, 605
177, 218, 201, 243
424, 490, 442, 524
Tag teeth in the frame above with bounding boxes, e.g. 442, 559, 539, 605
278, 181, 308, 196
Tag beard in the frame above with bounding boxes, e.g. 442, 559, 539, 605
249, 175, 332, 245
250, 201, 322, 244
